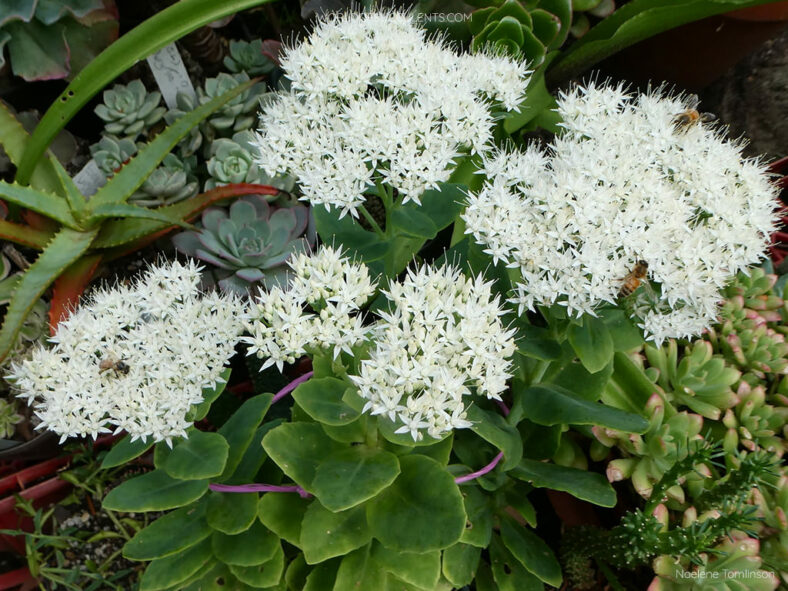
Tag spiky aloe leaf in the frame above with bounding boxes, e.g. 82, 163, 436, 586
49, 253, 103, 329
15, 0, 277, 186
0, 182, 79, 229
93, 183, 280, 250
89, 80, 256, 209
0, 99, 63, 194
0, 219, 52, 249
86, 203, 195, 229
0, 227, 98, 360
49, 157, 87, 220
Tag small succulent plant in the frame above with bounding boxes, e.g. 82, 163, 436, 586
721, 382, 788, 458
592, 393, 710, 505
129, 153, 199, 207
172, 195, 315, 295
0, 270, 49, 371
707, 268, 788, 385
94, 80, 166, 140
199, 72, 267, 136
467, 0, 567, 64
570, 0, 615, 38
650, 535, 779, 591
90, 135, 138, 177
223, 39, 277, 76
0, 398, 22, 439
163, 91, 205, 159
644, 340, 740, 420
205, 131, 294, 192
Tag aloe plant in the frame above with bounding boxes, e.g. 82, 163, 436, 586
0, 80, 277, 361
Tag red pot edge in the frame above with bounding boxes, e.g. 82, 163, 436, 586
0, 567, 36, 591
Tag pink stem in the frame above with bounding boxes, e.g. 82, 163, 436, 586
454, 451, 504, 484
210, 483, 312, 497
496, 399, 510, 416
272, 371, 314, 404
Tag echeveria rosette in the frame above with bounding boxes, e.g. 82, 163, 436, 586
94, 80, 166, 139
172, 195, 314, 295
90, 135, 138, 177
129, 153, 199, 207
200, 72, 267, 135
205, 131, 294, 193
224, 39, 277, 76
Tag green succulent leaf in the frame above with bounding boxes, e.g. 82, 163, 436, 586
333, 545, 386, 591
518, 383, 648, 432
212, 520, 280, 566
216, 393, 273, 481
567, 314, 615, 373
5, 19, 70, 82
103, 469, 209, 512
163, 431, 229, 480
442, 542, 482, 588
123, 502, 211, 561
206, 491, 259, 534
371, 542, 441, 590
292, 377, 361, 426
228, 543, 285, 588
512, 458, 617, 506
186, 368, 231, 422
139, 537, 213, 591
490, 535, 544, 591
257, 492, 311, 547
101, 435, 154, 468
300, 501, 372, 564
0, 182, 77, 228
262, 422, 342, 491
499, 517, 562, 587
367, 455, 465, 553
466, 405, 523, 471
85, 203, 195, 229
311, 447, 401, 512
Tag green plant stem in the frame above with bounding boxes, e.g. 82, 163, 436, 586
359, 205, 385, 237
103, 507, 131, 540
530, 359, 551, 385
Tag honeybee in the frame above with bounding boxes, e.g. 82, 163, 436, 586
99, 357, 130, 375
618, 260, 649, 298
672, 94, 716, 132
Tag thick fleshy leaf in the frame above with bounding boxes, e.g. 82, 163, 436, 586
216, 393, 273, 481
371, 542, 440, 590
490, 535, 544, 591
512, 458, 617, 506
228, 543, 284, 588
567, 315, 614, 373
139, 537, 213, 591
103, 469, 208, 512
262, 422, 341, 490
0, 1, 36, 27
6, 19, 69, 81
367, 455, 465, 552
186, 368, 231, 422
206, 491, 258, 534
162, 430, 229, 480
303, 559, 340, 591
311, 447, 400, 512
442, 543, 481, 588
333, 546, 386, 591
300, 502, 372, 565
499, 517, 562, 587
466, 405, 523, 471
123, 502, 211, 561
292, 377, 361, 426
101, 435, 154, 468
212, 520, 280, 566
257, 493, 310, 546
516, 383, 648, 433
459, 485, 493, 548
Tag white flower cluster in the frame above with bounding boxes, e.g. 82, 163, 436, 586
463, 83, 778, 343
253, 11, 530, 218
6, 261, 245, 445
243, 246, 377, 370
350, 265, 516, 441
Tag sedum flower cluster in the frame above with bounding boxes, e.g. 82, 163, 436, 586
252, 11, 530, 218
351, 265, 516, 441
463, 83, 778, 343
243, 246, 378, 370
6, 261, 244, 445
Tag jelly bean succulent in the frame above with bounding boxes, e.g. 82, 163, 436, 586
721, 382, 788, 458
94, 80, 166, 140
172, 195, 314, 295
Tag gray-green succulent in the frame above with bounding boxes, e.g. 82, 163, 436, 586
224, 39, 276, 76
90, 135, 139, 177
0, 398, 22, 439
94, 80, 166, 139
129, 153, 199, 207
199, 72, 267, 135
172, 194, 314, 295
205, 131, 294, 192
